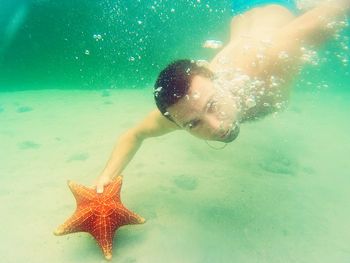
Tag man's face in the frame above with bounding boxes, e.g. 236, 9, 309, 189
167, 75, 240, 142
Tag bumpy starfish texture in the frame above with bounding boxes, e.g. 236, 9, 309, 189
54, 176, 145, 260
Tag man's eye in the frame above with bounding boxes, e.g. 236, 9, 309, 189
188, 120, 200, 129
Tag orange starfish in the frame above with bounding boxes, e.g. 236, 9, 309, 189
54, 176, 145, 260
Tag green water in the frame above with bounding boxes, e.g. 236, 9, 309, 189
0, 1, 350, 263
0, 0, 231, 90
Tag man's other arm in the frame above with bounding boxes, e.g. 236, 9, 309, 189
271, 0, 349, 57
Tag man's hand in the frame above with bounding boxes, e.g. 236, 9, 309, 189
94, 174, 113, 193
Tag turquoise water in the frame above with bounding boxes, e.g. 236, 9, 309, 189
0, 1, 350, 262
0, 0, 231, 90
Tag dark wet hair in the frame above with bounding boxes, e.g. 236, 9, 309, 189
154, 59, 214, 122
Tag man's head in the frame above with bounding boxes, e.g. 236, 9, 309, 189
154, 59, 240, 143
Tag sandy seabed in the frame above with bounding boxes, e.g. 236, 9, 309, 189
0, 87, 349, 263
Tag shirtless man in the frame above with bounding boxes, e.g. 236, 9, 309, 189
95, 0, 349, 193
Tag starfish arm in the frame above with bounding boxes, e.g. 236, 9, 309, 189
103, 176, 123, 199
113, 205, 146, 226
54, 206, 94, 235
68, 181, 96, 205
90, 216, 115, 260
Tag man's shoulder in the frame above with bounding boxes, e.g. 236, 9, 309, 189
133, 109, 180, 140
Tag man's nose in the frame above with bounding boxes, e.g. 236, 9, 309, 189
204, 115, 224, 133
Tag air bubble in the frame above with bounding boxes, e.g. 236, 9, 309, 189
219, 111, 227, 117
192, 91, 200, 100
196, 60, 209, 67
217, 56, 230, 65
275, 102, 283, 109
93, 34, 103, 41
245, 98, 256, 108
278, 51, 289, 60
261, 38, 272, 47
270, 76, 280, 88
155, 87, 162, 92
203, 40, 223, 49
301, 47, 319, 66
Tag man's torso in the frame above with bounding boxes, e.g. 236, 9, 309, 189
209, 5, 302, 120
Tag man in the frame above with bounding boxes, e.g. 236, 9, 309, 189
94, 0, 349, 193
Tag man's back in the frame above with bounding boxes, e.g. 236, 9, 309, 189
209, 2, 348, 120
209, 12, 297, 119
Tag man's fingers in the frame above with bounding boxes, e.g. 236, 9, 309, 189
96, 184, 104, 194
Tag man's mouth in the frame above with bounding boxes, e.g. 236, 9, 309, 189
218, 122, 240, 142
220, 129, 230, 139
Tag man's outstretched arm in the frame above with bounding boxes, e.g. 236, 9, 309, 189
94, 109, 180, 193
